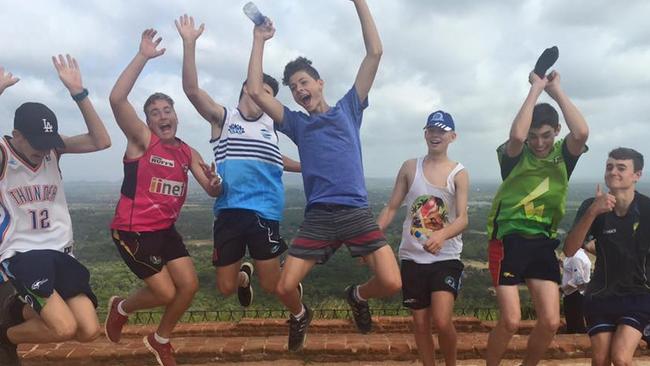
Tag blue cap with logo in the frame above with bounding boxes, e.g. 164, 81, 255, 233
424, 110, 455, 131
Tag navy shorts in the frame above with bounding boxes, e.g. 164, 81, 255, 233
289, 204, 386, 264
488, 234, 561, 286
212, 209, 287, 267
1, 249, 98, 313
112, 226, 190, 279
584, 294, 650, 343
401, 259, 464, 310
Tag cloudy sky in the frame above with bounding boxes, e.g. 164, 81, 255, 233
1, 0, 649, 183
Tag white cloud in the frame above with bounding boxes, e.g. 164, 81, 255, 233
1, 0, 648, 184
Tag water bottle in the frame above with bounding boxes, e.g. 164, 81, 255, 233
243, 2, 266, 26
414, 231, 428, 245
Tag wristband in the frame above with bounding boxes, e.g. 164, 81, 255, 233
71, 88, 89, 102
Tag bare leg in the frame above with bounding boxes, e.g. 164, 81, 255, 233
522, 279, 560, 365
412, 307, 435, 366
66, 295, 100, 342
215, 260, 243, 296
155, 257, 199, 338
590, 332, 613, 366
486, 285, 521, 366
7, 291, 77, 344
431, 291, 457, 366
275, 255, 315, 314
610, 325, 642, 366
357, 245, 401, 300
254, 257, 283, 295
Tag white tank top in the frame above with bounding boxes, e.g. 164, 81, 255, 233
0, 137, 73, 262
398, 157, 464, 263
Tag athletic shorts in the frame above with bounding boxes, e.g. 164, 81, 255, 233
212, 209, 287, 267
488, 234, 561, 286
1, 249, 98, 313
289, 204, 387, 264
401, 259, 464, 310
584, 294, 650, 343
111, 226, 190, 279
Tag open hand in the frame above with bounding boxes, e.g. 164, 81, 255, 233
52, 54, 84, 95
139, 29, 166, 59
200, 162, 222, 187
175, 14, 205, 43
0, 67, 19, 95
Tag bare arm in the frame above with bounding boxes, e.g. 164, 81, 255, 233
544, 71, 589, 156
109, 29, 165, 154
176, 14, 225, 138
0, 67, 19, 95
282, 155, 301, 172
189, 148, 223, 197
247, 21, 285, 123
505, 71, 547, 157
583, 239, 596, 255
377, 160, 413, 231
564, 185, 615, 257
51, 55, 111, 154
351, 0, 382, 102
423, 168, 470, 254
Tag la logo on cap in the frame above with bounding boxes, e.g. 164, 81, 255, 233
42, 119, 53, 133
431, 112, 444, 121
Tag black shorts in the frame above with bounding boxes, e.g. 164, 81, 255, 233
401, 259, 464, 310
488, 234, 561, 286
212, 209, 287, 267
1, 249, 98, 313
584, 294, 650, 343
111, 226, 190, 279
289, 204, 386, 264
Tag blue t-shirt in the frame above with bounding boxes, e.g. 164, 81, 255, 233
277, 86, 368, 208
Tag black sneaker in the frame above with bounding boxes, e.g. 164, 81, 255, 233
237, 262, 254, 307
533, 46, 559, 79
345, 285, 371, 334
287, 304, 313, 352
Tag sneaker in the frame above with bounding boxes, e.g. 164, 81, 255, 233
144, 333, 176, 366
345, 285, 372, 334
238, 262, 254, 307
533, 46, 559, 78
0, 327, 20, 366
104, 296, 128, 343
287, 304, 313, 352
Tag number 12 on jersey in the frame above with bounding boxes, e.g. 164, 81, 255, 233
29, 209, 50, 229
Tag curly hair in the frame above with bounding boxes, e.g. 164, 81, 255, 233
282, 56, 320, 86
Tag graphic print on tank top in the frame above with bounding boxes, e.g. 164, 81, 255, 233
409, 194, 448, 241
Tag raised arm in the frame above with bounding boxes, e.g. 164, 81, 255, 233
423, 168, 469, 254
52, 54, 111, 154
377, 160, 412, 231
564, 185, 614, 257
544, 71, 589, 156
282, 154, 301, 172
176, 14, 225, 138
0, 67, 19, 95
247, 21, 285, 123
109, 29, 165, 152
505, 71, 547, 157
351, 0, 382, 102
189, 148, 223, 197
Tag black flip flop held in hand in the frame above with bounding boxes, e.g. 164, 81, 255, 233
534, 46, 559, 79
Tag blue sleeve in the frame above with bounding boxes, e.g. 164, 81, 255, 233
340, 86, 368, 128
276, 106, 298, 143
